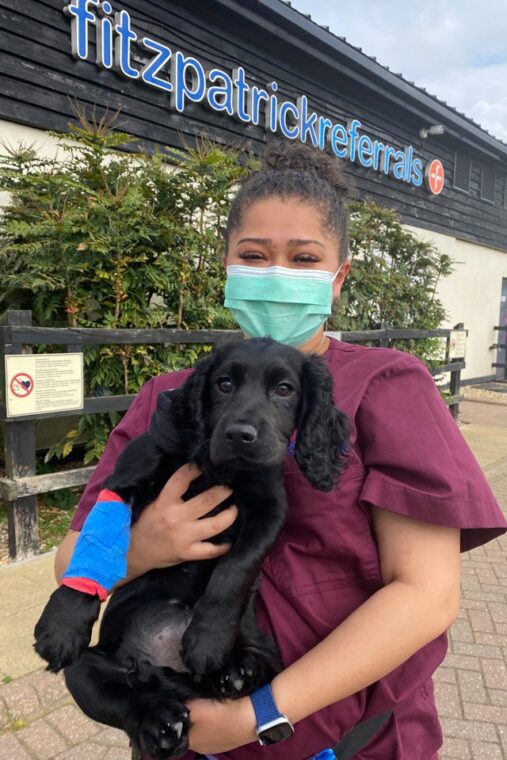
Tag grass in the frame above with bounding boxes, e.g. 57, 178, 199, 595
37, 488, 84, 552
7, 717, 28, 731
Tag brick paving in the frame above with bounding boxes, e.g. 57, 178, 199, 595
435, 421, 507, 760
0, 399, 505, 759
0, 670, 131, 759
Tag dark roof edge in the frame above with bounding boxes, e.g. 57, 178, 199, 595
225, 0, 507, 160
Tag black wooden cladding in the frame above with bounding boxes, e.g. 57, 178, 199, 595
1, 0, 507, 251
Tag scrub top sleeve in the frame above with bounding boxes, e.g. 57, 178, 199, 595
357, 356, 507, 552
69, 377, 157, 531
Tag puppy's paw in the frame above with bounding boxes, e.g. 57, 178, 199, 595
207, 642, 281, 699
34, 587, 100, 672
137, 701, 190, 760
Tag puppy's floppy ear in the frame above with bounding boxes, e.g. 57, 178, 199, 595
295, 355, 350, 492
150, 353, 216, 460
182, 353, 216, 461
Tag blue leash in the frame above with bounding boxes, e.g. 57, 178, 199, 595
310, 710, 393, 759
198, 711, 392, 760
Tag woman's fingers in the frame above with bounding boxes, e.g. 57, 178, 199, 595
191, 504, 238, 541
127, 462, 236, 569
160, 462, 202, 499
186, 540, 233, 561
159, 464, 233, 521
186, 485, 234, 520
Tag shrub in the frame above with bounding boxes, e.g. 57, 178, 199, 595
0, 115, 254, 461
333, 200, 454, 364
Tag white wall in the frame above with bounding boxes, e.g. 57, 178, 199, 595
0, 119, 66, 157
404, 224, 507, 382
0, 120, 69, 208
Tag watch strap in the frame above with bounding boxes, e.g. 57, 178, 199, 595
250, 684, 284, 728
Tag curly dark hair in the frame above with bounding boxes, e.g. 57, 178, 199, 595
226, 139, 351, 263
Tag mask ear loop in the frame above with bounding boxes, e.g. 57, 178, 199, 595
330, 263, 343, 283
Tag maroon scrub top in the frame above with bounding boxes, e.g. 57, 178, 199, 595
71, 338, 506, 760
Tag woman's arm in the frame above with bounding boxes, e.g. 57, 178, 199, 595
54, 529, 80, 584
187, 509, 461, 754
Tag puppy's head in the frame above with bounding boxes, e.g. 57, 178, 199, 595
150, 338, 349, 491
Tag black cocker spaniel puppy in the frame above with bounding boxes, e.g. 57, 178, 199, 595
34, 337, 349, 759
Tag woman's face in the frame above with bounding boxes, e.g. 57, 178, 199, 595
226, 197, 351, 300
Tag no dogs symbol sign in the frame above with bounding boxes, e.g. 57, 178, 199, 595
5, 354, 84, 417
10, 372, 34, 398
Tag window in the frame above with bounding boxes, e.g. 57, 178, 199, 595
481, 167, 495, 203
453, 152, 471, 192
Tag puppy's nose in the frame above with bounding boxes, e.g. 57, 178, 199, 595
225, 423, 258, 445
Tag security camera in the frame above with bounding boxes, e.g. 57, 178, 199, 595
419, 125, 446, 139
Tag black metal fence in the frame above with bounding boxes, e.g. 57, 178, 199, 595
492, 325, 507, 380
0, 310, 466, 560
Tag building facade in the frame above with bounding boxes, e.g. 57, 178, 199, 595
1, 0, 506, 380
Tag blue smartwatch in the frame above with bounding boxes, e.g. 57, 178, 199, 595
250, 683, 294, 746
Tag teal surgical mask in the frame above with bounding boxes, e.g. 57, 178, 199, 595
224, 264, 342, 347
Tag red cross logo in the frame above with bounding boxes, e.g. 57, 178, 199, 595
425, 159, 445, 195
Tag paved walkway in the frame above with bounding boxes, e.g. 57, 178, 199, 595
433, 400, 507, 760
0, 400, 505, 759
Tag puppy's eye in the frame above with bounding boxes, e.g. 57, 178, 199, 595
217, 377, 233, 393
275, 382, 293, 397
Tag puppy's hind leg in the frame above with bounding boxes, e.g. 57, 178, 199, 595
207, 585, 282, 700
65, 649, 143, 731
65, 649, 193, 759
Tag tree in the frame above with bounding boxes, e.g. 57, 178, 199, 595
332, 200, 454, 361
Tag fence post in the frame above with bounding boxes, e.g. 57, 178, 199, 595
1, 310, 39, 559
449, 322, 465, 421
379, 322, 390, 348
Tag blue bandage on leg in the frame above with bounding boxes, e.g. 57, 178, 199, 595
61, 489, 131, 598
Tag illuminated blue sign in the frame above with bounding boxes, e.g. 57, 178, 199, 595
63, 0, 439, 191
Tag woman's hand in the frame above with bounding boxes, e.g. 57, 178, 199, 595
187, 696, 257, 755
124, 463, 237, 582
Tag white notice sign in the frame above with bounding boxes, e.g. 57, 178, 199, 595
5, 354, 84, 418
449, 330, 467, 360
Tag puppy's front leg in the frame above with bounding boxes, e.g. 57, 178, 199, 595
34, 434, 169, 673
182, 477, 286, 677
34, 587, 100, 672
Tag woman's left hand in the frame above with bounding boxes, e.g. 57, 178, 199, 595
187, 696, 257, 755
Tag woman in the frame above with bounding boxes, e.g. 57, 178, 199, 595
55, 141, 506, 759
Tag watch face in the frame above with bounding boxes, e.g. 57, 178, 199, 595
259, 720, 294, 745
